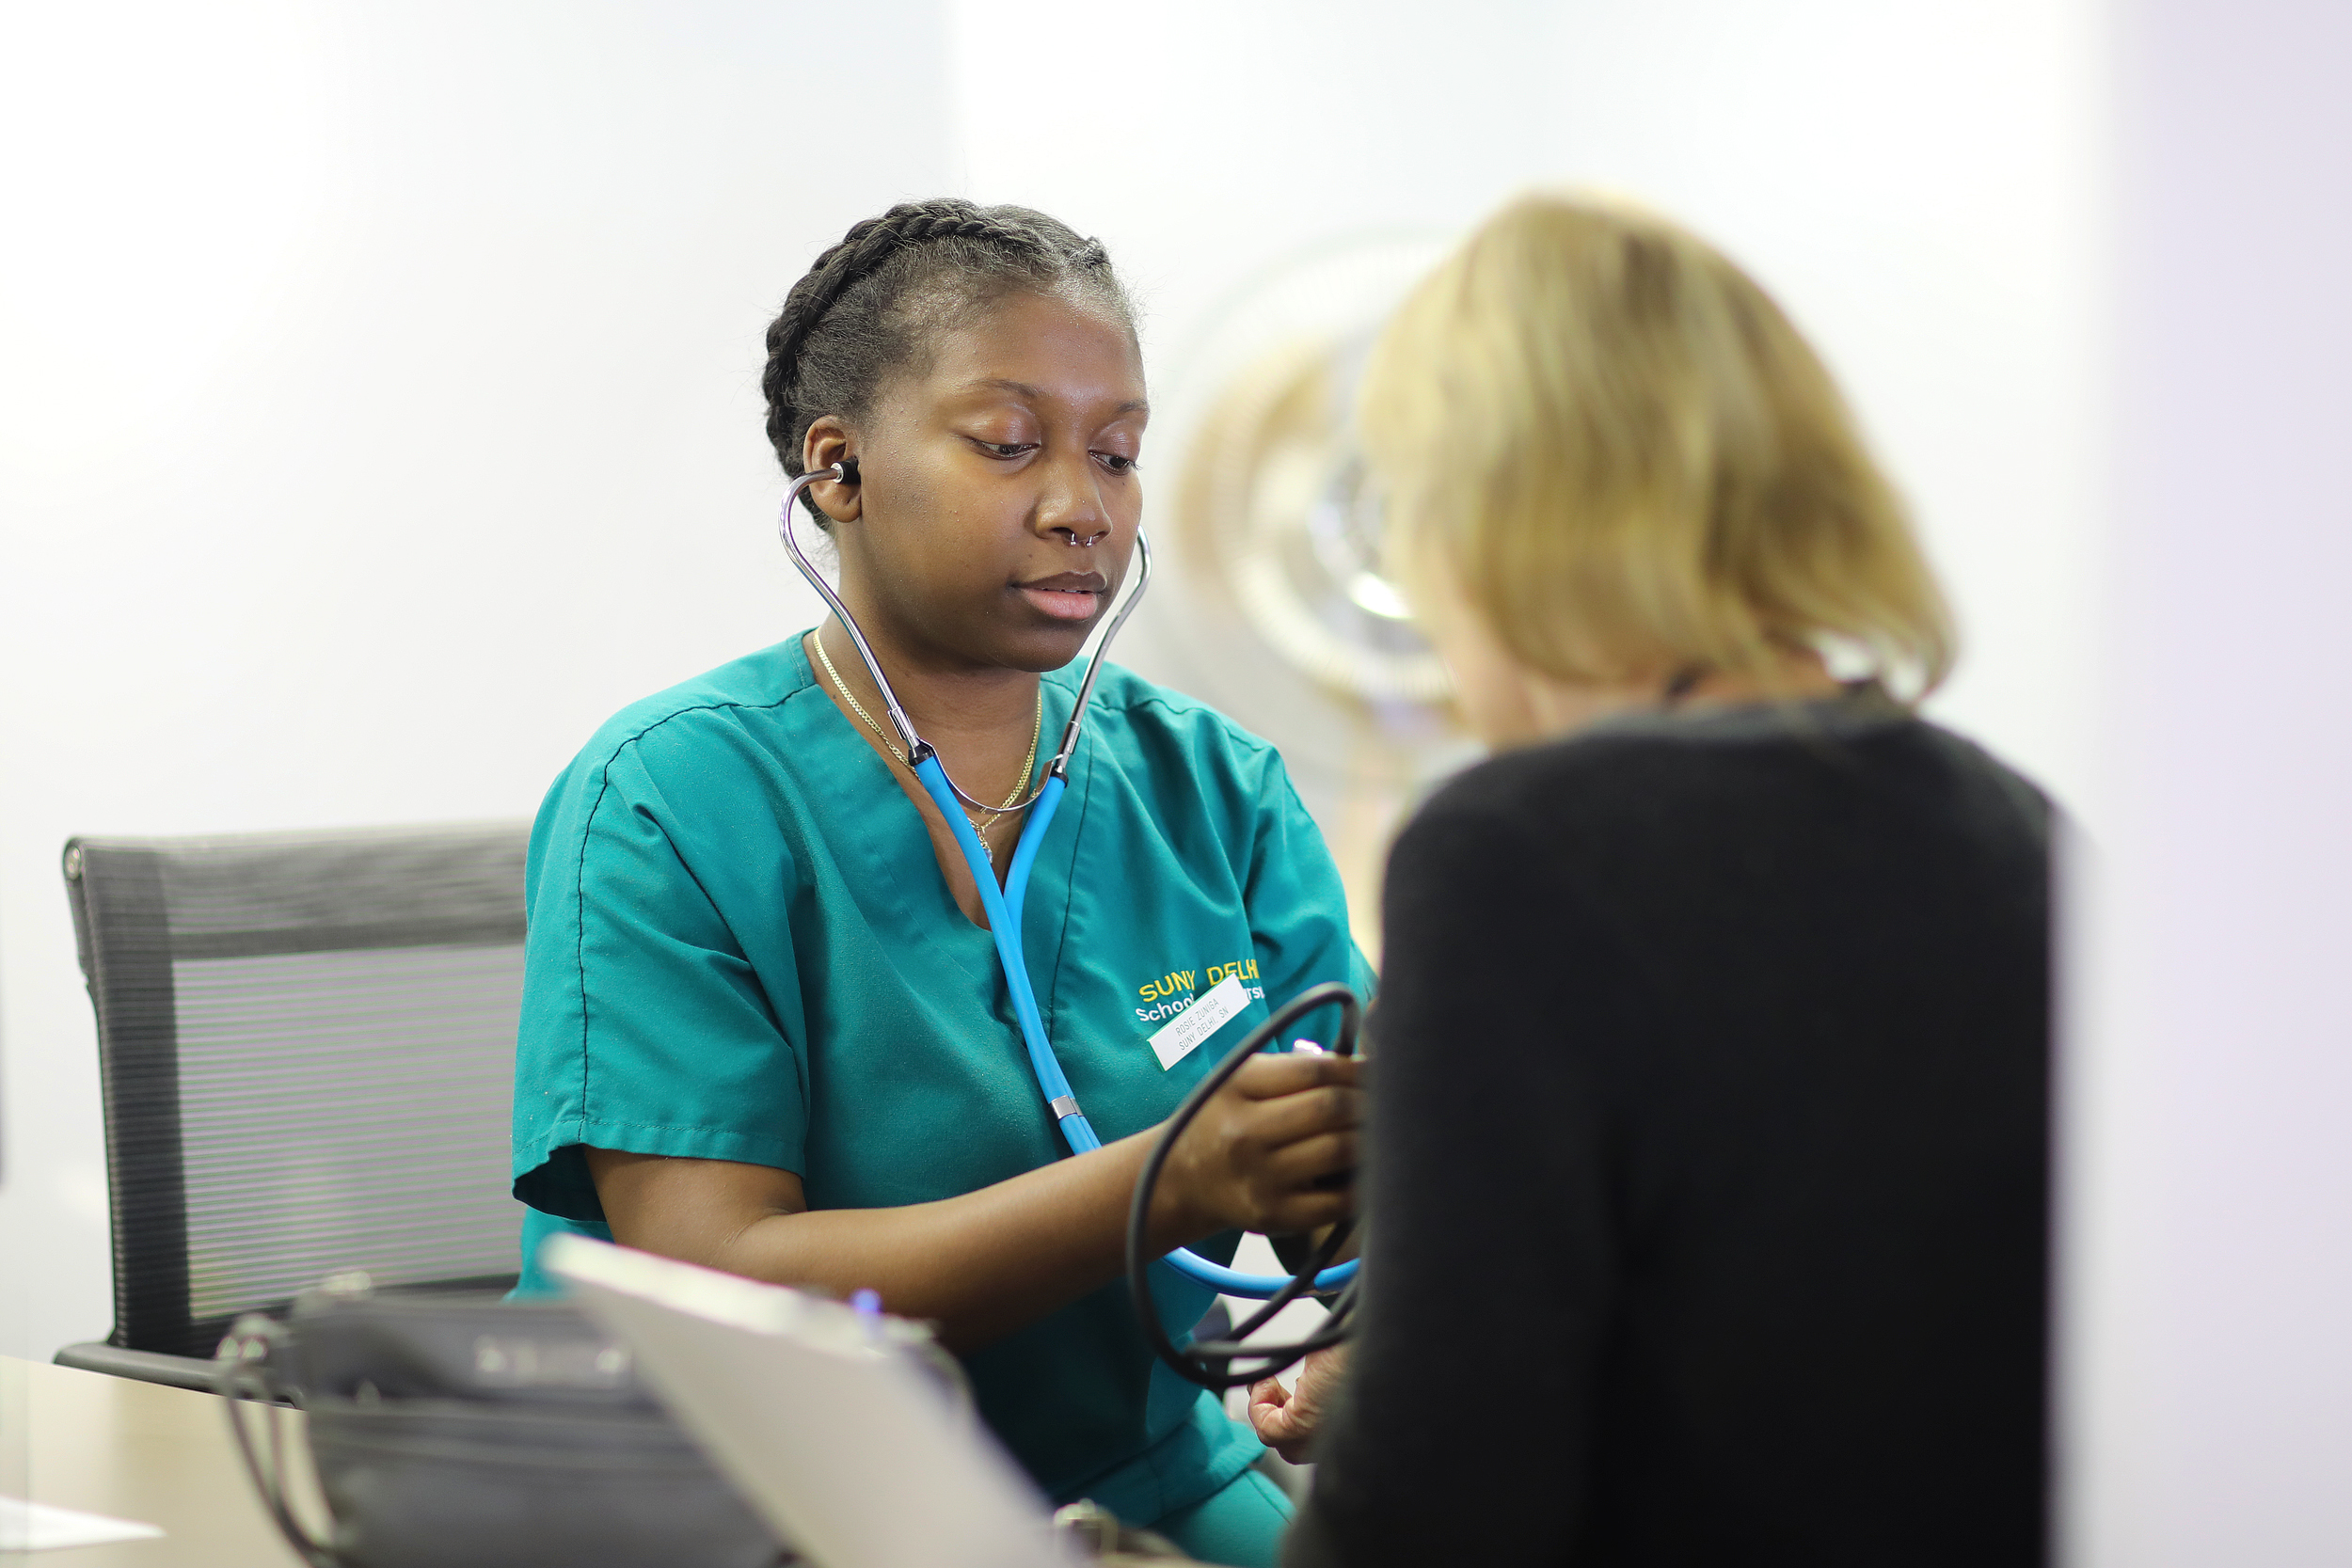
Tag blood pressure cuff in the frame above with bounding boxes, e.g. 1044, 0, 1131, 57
216, 1283, 789, 1568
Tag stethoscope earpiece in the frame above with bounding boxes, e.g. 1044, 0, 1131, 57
834, 456, 860, 485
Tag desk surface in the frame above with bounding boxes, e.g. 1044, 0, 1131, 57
4, 1355, 309, 1566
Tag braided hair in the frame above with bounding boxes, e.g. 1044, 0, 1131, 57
763, 198, 1136, 524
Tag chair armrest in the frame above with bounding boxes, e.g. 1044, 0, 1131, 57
54, 1341, 222, 1392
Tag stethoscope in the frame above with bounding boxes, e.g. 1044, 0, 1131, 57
778, 461, 1358, 1386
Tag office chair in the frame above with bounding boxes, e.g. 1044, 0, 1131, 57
55, 822, 534, 1389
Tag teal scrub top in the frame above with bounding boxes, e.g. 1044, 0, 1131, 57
509, 635, 1373, 1524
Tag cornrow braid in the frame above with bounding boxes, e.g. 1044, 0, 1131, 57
762, 198, 1134, 524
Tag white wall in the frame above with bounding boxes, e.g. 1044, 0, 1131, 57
950, 0, 2106, 821
14, 8, 2352, 1557
2066, 1, 2352, 1561
1542, 0, 2106, 815
0, 0, 949, 1360
950, 0, 2108, 1423
3, 0, 2109, 1384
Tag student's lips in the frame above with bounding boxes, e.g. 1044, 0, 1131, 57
1016, 576, 1105, 621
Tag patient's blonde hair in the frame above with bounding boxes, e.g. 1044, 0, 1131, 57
1359, 193, 1953, 697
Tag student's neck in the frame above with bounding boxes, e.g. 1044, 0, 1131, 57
810, 617, 1041, 752
805, 614, 1048, 915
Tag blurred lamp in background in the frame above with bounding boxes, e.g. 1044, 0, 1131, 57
1155, 237, 1475, 958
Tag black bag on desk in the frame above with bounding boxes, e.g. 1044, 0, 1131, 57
215, 1276, 790, 1568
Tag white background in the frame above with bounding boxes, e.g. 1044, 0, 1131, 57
1, 0, 2101, 1363
0, 0, 946, 1359
954, 0, 2103, 827
12, 4, 2346, 1560
2063, 3, 2352, 1562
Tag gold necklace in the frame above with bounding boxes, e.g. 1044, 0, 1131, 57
812, 629, 1042, 835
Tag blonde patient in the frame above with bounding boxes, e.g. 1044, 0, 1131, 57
1262, 195, 2049, 1568
1382, 190, 1945, 737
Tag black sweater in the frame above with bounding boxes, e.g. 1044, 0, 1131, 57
1287, 691, 2050, 1568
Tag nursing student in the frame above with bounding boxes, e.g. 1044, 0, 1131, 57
508, 199, 1369, 1566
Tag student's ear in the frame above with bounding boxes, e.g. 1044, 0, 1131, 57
802, 419, 864, 525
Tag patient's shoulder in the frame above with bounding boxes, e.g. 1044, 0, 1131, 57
1414, 696, 2047, 863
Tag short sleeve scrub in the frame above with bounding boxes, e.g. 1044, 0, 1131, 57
509, 635, 1373, 1531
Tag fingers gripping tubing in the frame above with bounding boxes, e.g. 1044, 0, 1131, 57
1126, 983, 1366, 1388
1134, 982, 1366, 1293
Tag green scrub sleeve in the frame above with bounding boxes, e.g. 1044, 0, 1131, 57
1247, 758, 1379, 1021
511, 731, 810, 1223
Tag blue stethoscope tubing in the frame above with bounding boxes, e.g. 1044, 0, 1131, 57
775, 463, 1359, 1300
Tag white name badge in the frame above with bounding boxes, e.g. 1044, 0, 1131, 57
1147, 973, 1251, 1070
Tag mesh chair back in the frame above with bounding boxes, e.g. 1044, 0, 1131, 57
65, 822, 532, 1358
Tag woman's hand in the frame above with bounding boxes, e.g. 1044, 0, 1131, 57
1152, 1053, 1363, 1242
1248, 1344, 1351, 1465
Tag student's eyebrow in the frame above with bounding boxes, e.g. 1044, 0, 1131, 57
967, 377, 1150, 417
